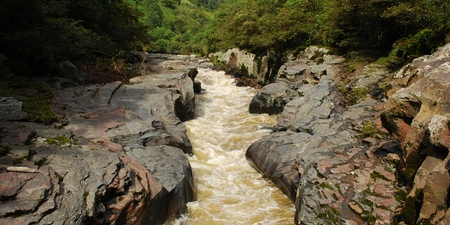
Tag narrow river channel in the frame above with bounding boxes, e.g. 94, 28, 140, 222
168, 68, 295, 225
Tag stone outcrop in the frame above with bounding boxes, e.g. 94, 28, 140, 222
210, 48, 283, 86
248, 82, 298, 115
249, 47, 344, 115
382, 43, 450, 224
0, 55, 202, 224
0, 97, 28, 121
246, 46, 404, 224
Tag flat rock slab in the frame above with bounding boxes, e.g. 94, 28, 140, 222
0, 97, 27, 121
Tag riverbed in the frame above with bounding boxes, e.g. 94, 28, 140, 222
167, 68, 295, 225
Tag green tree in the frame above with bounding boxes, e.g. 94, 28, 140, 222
0, 0, 149, 76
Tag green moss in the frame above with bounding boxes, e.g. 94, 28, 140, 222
358, 120, 389, 140
370, 171, 389, 181
339, 86, 369, 106
318, 207, 342, 224
359, 121, 378, 138
401, 188, 423, 224
0, 145, 11, 157
83, 191, 89, 202
45, 136, 70, 146
320, 182, 335, 191
0, 77, 57, 124
335, 183, 344, 196
209, 55, 224, 68
394, 189, 408, 202
363, 198, 374, 207
34, 157, 48, 167
55, 172, 64, 182
13, 155, 27, 164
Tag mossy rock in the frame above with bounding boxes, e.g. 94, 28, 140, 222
45, 135, 71, 146
0, 76, 57, 124
401, 188, 423, 224
0, 145, 11, 157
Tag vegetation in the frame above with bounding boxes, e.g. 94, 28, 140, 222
45, 135, 71, 146
0, 145, 11, 157
0, 76, 57, 124
0, 0, 447, 126
1, 0, 449, 78
0, 0, 149, 77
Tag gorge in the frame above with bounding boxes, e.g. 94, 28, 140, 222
167, 68, 295, 224
2, 43, 450, 224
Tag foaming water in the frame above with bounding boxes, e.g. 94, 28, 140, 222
166, 69, 295, 225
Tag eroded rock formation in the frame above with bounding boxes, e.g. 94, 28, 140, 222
382, 43, 450, 224
0, 55, 207, 224
210, 48, 283, 86
246, 46, 404, 224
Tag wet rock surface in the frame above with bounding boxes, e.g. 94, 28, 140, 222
0, 54, 207, 224
246, 46, 406, 224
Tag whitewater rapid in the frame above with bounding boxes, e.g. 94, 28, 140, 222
167, 68, 295, 225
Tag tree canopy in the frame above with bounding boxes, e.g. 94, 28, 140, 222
1, 0, 449, 78
209, 0, 450, 60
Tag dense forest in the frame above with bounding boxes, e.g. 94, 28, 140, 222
1, 0, 449, 78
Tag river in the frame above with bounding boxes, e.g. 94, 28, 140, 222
167, 68, 295, 225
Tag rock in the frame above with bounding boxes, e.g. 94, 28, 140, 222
249, 82, 296, 115
0, 57, 201, 224
0, 166, 60, 225
0, 97, 28, 121
277, 76, 335, 131
194, 80, 202, 93
124, 145, 194, 218
210, 48, 283, 85
382, 43, 450, 224
301, 46, 330, 61
246, 49, 402, 224
57, 73, 193, 154
57, 61, 82, 82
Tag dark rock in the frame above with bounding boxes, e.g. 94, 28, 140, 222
249, 82, 296, 115
0, 97, 28, 121
194, 81, 202, 93
57, 61, 82, 82
125, 145, 195, 219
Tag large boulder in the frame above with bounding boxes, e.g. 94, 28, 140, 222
124, 145, 194, 219
382, 43, 450, 224
210, 48, 283, 85
248, 82, 298, 115
0, 97, 28, 121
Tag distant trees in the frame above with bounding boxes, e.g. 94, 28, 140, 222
190, 0, 224, 9
209, 0, 450, 61
0, 0, 148, 76
1, 0, 448, 78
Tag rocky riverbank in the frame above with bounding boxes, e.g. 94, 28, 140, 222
216, 44, 450, 224
0, 55, 212, 224
3, 43, 450, 224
